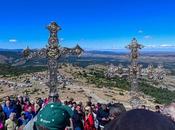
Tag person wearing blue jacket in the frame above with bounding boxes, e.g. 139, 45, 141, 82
3, 100, 15, 119
25, 107, 35, 123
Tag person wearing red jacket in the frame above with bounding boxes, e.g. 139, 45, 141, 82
84, 106, 96, 130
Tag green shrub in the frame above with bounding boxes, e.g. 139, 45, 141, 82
81, 68, 175, 104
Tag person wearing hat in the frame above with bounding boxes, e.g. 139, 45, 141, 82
34, 93, 73, 130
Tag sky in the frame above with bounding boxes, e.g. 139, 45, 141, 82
0, 0, 175, 50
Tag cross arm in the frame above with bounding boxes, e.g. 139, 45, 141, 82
105, 64, 129, 78
60, 44, 84, 57
139, 64, 166, 81
23, 47, 47, 60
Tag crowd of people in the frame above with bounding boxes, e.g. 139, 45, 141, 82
0, 95, 43, 130
0, 94, 174, 130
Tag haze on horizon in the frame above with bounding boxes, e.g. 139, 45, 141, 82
0, 0, 175, 51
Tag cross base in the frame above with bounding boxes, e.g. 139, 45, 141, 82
129, 91, 145, 109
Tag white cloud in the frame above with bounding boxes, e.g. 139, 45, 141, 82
144, 44, 175, 49
138, 30, 143, 34
159, 44, 175, 48
9, 39, 17, 43
144, 35, 152, 39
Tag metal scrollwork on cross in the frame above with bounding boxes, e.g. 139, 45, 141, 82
23, 21, 84, 96
143, 64, 166, 81
105, 38, 166, 108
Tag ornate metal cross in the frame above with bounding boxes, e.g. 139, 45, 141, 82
23, 21, 84, 97
105, 38, 166, 108
126, 38, 144, 93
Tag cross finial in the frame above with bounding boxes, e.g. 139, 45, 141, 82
47, 21, 61, 33
128, 38, 144, 50
131, 37, 137, 43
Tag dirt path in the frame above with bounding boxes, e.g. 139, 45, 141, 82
66, 85, 108, 103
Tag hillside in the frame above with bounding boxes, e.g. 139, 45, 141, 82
0, 50, 175, 108
0, 64, 159, 110
0, 63, 175, 110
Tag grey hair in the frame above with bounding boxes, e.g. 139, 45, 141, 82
110, 106, 126, 118
162, 103, 175, 122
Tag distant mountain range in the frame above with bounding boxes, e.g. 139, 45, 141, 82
0, 50, 22, 64
1, 47, 175, 53
0, 48, 175, 67
0, 48, 23, 52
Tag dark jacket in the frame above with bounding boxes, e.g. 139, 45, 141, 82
96, 108, 109, 126
14, 103, 22, 119
72, 110, 84, 129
